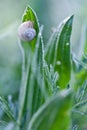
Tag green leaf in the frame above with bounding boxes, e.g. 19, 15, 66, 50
44, 63, 59, 96
45, 15, 74, 89
25, 26, 45, 123
44, 28, 61, 95
28, 89, 72, 130
0, 97, 16, 123
45, 29, 59, 66
18, 5, 40, 127
22, 5, 39, 32
72, 54, 87, 90
21, 5, 39, 51
18, 26, 45, 129
1, 122, 19, 130
55, 15, 74, 89
74, 99, 87, 109
75, 80, 87, 102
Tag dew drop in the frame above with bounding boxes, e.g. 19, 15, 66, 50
66, 42, 69, 46
56, 61, 61, 65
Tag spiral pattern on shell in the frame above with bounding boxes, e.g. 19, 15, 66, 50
18, 21, 36, 42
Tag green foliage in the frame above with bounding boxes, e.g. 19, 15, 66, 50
0, 4, 87, 130
22, 6, 39, 51
55, 16, 73, 88
0, 96, 16, 122
28, 90, 72, 130
45, 16, 73, 89
18, 6, 44, 129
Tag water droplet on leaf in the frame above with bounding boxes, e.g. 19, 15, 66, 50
56, 61, 61, 65
66, 43, 69, 46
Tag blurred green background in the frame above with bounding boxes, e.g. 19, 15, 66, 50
0, 0, 87, 96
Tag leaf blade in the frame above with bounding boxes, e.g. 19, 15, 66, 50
55, 15, 74, 89
28, 89, 72, 130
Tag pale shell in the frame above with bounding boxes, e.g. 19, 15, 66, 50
18, 21, 36, 42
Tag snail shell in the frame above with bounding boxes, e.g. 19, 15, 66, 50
18, 21, 36, 42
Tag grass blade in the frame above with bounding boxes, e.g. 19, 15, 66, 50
55, 15, 74, 89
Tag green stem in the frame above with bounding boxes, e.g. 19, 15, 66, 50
18, 41, 32, 129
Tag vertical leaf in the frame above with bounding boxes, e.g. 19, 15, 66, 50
45, 16, 73, 89
18, 5, 40, 128
45, 29, 58, 66
55, 15, 73, 88
22, 5, 39, 51
25, 26, 45, 125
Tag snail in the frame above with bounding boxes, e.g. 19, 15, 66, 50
18, 21, 36, 42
